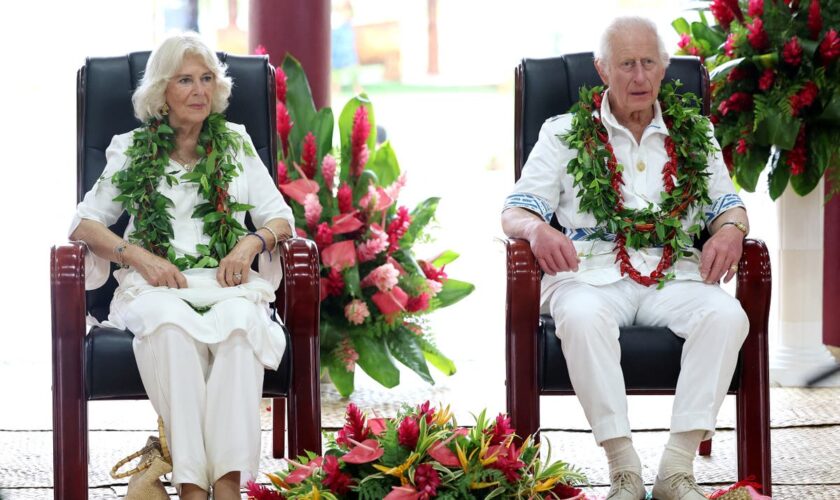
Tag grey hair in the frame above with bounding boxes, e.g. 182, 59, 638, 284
132, 32, 233, 122
594, 16, 670, 75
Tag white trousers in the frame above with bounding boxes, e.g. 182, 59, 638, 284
547, 279, 749, 445
133, 326, 265, 490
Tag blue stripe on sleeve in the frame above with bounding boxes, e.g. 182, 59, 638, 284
503, 193, 554, 222
705, 193, 745, 224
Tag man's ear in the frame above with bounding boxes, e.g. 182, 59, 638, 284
594, 59, 609, 86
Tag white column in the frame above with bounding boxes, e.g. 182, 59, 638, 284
771, 179, 838, 386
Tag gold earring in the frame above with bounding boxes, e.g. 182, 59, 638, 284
160, 103, 170, 116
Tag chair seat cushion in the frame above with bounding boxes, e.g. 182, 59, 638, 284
540, 315, 739, 393
85, 325, 291, 400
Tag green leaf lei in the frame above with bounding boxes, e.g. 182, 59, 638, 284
562, 83, 715, 285
112, 112, 255, 270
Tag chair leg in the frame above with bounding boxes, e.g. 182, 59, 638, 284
698, 438, 712, 456
736, 390, 772, 495
272, 398, 286, 458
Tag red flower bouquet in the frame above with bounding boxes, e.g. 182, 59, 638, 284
274, 56, 475, 396
248, 401, 587, 499
673, 0, 840, 199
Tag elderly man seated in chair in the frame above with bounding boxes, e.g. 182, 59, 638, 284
501, 16, 750, 500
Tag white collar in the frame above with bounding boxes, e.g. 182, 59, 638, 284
599, 88, 669, 138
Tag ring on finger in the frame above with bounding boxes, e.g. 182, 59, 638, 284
729, 264, 739, 272
233, 272, 242, 282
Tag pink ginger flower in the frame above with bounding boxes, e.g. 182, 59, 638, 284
747, 0, 763, 17
360, 262, 400, 292
413, 463, 441, 498
276, 160, 289, 185
820, 29, 840, 65
782, 37, 803, 66
336, 337, 360, 372
344, 299, 370, 325
337, 183, 354, 213
350, 106, 371, 176
356, 224, 389, 262
724, 33, 738, 57
304, 193, 322, 229
678, 33, 691, 49
301, 132, 317, 179
321, 154, 337, 190
276, 102, 292, 157
275, 66, 287, 103
253, 44, 267, 55
384, 173, 407, 201
758, 69, 775, 91
746, 18, 769, 51
808, 0, 823, 40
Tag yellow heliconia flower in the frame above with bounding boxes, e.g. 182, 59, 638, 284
434, 404, 454, 426
265, 472, 288, 490
532, 475, 562, 493
470, 480, 500, 490
304, 484, 321, 500
371, 452, 418, 484
455, 442, 469, 472
478, 436, 501, 467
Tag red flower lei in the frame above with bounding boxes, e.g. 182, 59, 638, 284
564, 84, 714, 286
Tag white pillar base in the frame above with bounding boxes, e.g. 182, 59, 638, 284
770, 323, 839, 387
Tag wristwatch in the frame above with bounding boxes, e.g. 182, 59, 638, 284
720, 221, 748, 237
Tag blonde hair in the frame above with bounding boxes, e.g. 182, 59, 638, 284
595, 16, 670, 75
132, 32, 233, 122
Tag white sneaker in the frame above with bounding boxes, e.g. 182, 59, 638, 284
652, 473, 706, 500
606, 471, 646, 500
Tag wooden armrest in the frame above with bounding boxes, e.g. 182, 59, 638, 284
51, 242, 88, 344
276, 237, 320, 336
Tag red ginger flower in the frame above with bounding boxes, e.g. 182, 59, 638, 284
320, 267, 345, 301
710, 0, 740, 30
406, 293, 430, 313
417, 401, 436, 425
790, 81, 819, 116
420, 260, 448, 282
336, 403, 370, 447
787, 125, 807, 175
276, 160, 289, 185
386, 206, 412, 253
276, 102, 292, 157
724, 33, 738, 57
736, 138, 748, 155
301, 132, 317, 179
748, 0, 763, 17
746, 18, 769, 51
678, 33, 691, 49
783, 37, 803, 66
487, 414, 515, 445
275, 66, 287, 103
488, 443, 526, 483
246, 480, 283, 499
808, 0, 823, 40
726, 67, 749, 82
322, 455, 353, 495
253, 44, 267, 55
413, 463, 441, 498
350, 106, 371, 177
758, 69, 775, 91
397, 416, 420, 449
552, 483, 584, 499
337, 183, 354, 213
718, 92, 753, 116
820, 29, 840, 64
722, 145, 734, 173
315, 222, 334, 249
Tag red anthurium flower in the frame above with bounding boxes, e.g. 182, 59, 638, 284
300, 132, 318, 179
808, 0, 823, 40
321, 240, 358, 271
782, 37, 803, 66
368, 417, 388, 436
278, 178, 319, 205
384, 486, 422, 500
413, 463, 441, 498
372, 286, 408, 316
397, 416, 420, 449
336, 402, 371, 447
552, 483, 584, 499
337, 183, 354, 213
321, 455, 353, 494
246, 480, 284, 499
284, 457, 323, 484
342, 438, 385, 464
747, 0, 763, 17
428, 441, 461, 467
758, 69, 775, 91
819, 29, 840, 64
746, 18, 769, 51
331, 212, 364, 234
275, 66, 287, 103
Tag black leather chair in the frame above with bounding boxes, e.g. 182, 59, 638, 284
51, 52, 322, 500
505, 53, 772, 493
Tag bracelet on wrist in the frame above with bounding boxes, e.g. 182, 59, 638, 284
245, 232, 270, 261
258, 225, 280, 252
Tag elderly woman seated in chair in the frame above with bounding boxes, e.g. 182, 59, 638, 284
69, 32, 293, 500
502, 16, 750, 500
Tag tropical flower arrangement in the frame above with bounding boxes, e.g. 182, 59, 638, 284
272, 55, 474, 396
246, 401, 588, 499
672, 0, 840, 199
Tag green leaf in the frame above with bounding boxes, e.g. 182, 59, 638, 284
709, 57, 746, 80
312, 107, 335, 164
435, 278, 475, 308
352, 170, 378, 202
387, 328, 434, 384
817, 95, 840, 125
799, 38, 819, 58
768, 160, 790, 201
401, 197, 440, 247
691, 21, 725, 48
754, 113, 800, 151
343, 266, 362, 297
431, 250, 460, 267
790, 160, 823, 196
734, 146, 770, 192
417, 338, 456, 376
352, 334, 400, 388
326, 353, 355, 397
671, 17, 690, 35
367, 141, 401, 187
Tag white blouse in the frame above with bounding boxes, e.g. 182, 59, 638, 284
504, 89, 744, 302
